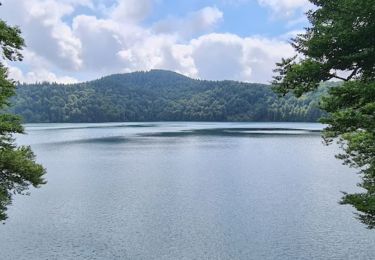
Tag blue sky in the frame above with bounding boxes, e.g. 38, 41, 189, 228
0, 0, 311, 83
143, 0, 307, 37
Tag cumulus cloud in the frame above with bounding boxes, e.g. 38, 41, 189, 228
257, 0, 311, 17
118, 34, 197, 77
0, 0, 83, 71
111, 0, 153, 23
191, 34, 245, 80
190, 33, 294, 82
8, 65, 78, 84
72, 15, 124, 73
153, 7, 223, 39
6, 49, 79, 84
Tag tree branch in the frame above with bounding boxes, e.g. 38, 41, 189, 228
346, 67, 359, 80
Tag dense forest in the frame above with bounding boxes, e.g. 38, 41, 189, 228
10, 70, 328, 123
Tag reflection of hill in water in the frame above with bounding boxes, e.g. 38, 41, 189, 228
140, 127, 321, 137
23, 123, 324, 147
26, 123, 157, 131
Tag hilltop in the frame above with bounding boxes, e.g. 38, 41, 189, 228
11, 70, 326, 123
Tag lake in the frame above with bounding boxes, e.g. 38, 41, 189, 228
1, 122, 374, 259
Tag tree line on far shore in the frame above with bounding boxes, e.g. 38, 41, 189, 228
10, 70, 329, 123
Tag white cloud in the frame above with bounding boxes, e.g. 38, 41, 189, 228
153, 7, 223, 39
111, 0, 153, 23
118, 34, 197, 77
257, 0, 311, 17
0, 0, 83, 70
279, 29, 305, 41
72, 15, 124, 73
241, 36, 295, 82
6, 49, 78, 84
8, 65, 78, 84
190, 33, 294, 82
191, 34, 245, 81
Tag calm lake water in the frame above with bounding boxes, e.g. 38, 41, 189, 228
1, 122, 374, 259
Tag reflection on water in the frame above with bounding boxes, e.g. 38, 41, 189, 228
139, 127, 321, 137
2, 122, 375, 260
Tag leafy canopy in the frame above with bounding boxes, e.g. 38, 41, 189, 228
0, 17, 45, 222
273, 0, 375, 228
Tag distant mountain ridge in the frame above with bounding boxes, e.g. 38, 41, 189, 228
11, 70, 327, 123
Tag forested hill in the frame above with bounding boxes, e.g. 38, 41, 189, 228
10, 70, 327, 123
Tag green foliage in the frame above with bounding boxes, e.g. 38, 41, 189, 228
321, 81, 375, 227
273, 0, 375, 228
0, 20, 24, 62
0, 18, 45, 222
10, 70, 327, 123
273, 0, 375, 96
